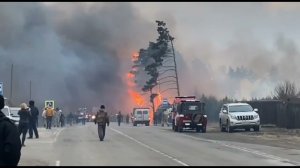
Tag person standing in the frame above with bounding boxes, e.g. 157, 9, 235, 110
0, 95, 21, 166
117, 111, 122, 126
18, 103, 31, 147
28, 100, 39, 139
45, 106, 55, 129
94, 105, 109, 141
126, 114, 129, 124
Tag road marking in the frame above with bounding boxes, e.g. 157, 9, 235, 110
53, 128, 64, 143
179, 133, 300, 166
56, 160, 60, 166
110, 128, 189, 166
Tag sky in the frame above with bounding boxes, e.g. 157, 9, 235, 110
1, 2, 300, 112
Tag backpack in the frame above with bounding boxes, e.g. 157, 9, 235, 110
46, 108, 53, 117
96, 112, 106, 124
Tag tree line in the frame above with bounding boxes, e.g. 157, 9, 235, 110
198, 80, 300, 121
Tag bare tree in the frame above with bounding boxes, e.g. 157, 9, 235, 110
273, 80, 298, 100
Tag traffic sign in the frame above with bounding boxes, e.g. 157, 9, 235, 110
45, 100, 55, 108
0, 82, 3, 96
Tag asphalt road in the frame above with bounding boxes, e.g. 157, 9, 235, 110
18, 122, 300, 166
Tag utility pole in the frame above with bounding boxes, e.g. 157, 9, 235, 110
10, 64, 13, 105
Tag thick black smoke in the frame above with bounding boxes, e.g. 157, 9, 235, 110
0, 2, 154, 113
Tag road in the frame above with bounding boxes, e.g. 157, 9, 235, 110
19, 122, 300, 166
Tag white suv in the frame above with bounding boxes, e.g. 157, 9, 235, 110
219, 103, 260, 133
2, 105, 20, 126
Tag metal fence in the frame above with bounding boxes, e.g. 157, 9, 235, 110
244, 99, 300, 129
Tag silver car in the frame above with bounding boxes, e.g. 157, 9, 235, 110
219, 103, 260, 133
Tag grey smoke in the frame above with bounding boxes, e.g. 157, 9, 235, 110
0, 2, 154, 113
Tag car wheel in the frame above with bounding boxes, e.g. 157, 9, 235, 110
220, 120, 226, 132
227, 121, 232, 133
254, 126, 260, 132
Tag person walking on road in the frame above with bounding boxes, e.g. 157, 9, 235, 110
94, 105, 109, 141
28, 100, 39, 139
18, 103, 31, 147
126, 114, 129, 124
45, 106, 55, 129
0, 95, 21, 166
60, 112, 65, 127
117, 111, 122, 126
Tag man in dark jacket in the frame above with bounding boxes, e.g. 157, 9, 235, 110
0, 95, 22, 166
94, 105, 109, 141
28, 100, 39, 139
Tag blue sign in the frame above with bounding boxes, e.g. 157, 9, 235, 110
0, 82, 3, 96
162, 99, 170, 108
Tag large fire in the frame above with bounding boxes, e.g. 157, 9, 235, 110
126, 52, 153, 123
127, 52, 173, 125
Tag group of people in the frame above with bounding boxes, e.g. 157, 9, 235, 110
0, 94, 124, 165
42, 107, 65, 129
116, 112, 130, 126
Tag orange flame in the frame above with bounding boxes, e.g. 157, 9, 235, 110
126, 52, 152, 123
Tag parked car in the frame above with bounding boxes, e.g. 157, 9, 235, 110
219, 103, 260, 133
2, 106, 20, 126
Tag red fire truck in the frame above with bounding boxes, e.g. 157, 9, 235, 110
171, 96, 207, 133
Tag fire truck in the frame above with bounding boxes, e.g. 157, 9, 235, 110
171, 96, 207, 133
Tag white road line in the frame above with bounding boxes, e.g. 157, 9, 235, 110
110, 128, 189, 166
53, 128, 64, 143
180, 133, 300, 166
56, 160, 60, 166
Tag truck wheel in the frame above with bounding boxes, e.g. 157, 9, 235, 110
196, 126, 201, 132
254, 126, 260, 132
178, 126, 183, 132
202, 126, 206, 133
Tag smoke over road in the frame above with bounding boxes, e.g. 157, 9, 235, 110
1, 2, 300, 113
0, 2, 154, 112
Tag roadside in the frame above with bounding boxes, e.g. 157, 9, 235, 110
18, 127, 65, 166
198, 122, 300, 150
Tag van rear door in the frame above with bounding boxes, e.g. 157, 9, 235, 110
142, 110, 149, 121
135, 110, 143, 121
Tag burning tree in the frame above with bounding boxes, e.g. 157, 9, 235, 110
128, 20, 180, 124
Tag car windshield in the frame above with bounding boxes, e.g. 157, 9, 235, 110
229, 105, 253, 113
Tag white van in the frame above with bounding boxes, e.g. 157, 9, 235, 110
2, 106, 20, 126
132, 108, 150, 126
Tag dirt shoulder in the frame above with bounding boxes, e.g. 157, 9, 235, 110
198, 123, 300, 150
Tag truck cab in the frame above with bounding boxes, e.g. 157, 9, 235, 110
132, 108, 150, 126
172, 96, 207, 133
